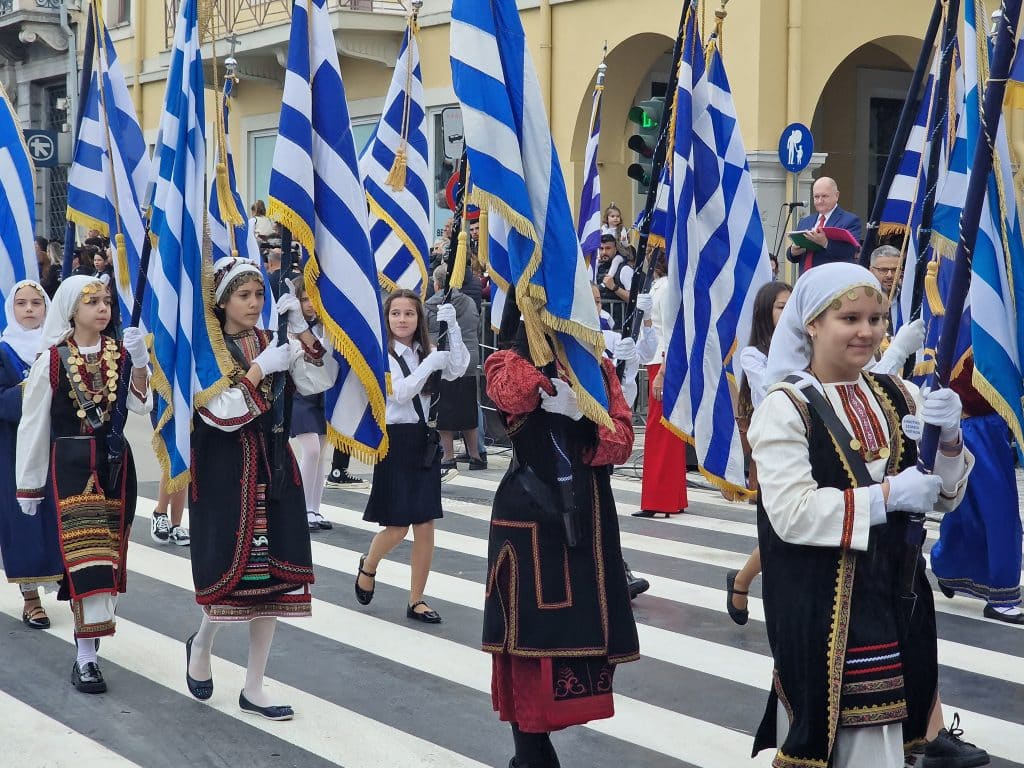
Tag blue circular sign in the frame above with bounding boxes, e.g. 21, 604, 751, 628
778, 123, 813, 173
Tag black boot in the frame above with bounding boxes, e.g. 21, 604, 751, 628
624, 561, 650, 600
510, 724, 560, 768
921, 713, 990, 768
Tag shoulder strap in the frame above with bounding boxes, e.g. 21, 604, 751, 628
58, 345, 106, 431
782, 374, 874, 487
389, 349, 428, 425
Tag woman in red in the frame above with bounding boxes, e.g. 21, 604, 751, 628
483, 307, 639, 768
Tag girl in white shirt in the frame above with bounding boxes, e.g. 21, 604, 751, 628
356, 289, 469, 624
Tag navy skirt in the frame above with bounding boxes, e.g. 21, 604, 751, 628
290, 392, 327, 437
363, 423, 442, 527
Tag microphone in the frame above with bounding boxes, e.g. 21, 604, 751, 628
786, 201, 806, 209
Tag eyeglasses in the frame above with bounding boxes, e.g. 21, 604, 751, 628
872, 267, 899, 275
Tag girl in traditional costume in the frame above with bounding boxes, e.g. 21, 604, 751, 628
749, 264, 972, 768
481, 296, 639, 768
184, 257, 337, 721
355, 289, 468, 624
0, 280, 59, 629
15, 275, 151, 694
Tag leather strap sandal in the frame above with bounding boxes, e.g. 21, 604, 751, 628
22, 597, 50, 630
355, 554, 376, 606
406, 600, 442, 624
726, 569, 749, 626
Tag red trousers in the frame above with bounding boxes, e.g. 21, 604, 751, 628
640, 364, 688, 514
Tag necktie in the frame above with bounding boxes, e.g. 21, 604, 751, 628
816, 214, 826, 230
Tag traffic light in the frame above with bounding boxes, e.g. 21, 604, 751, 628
627, 97, 665, 195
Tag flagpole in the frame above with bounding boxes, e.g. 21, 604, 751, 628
903, 0, 1022, 611
859, 0, 944, 266
63, 6, 97, 279
617, 0, 691, 379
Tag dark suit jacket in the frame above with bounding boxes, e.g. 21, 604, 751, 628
786, 206, 861, 272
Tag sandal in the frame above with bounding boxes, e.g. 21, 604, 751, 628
22, 597, 50, 630
725, 570, 749, 626
355, 555, 376, 605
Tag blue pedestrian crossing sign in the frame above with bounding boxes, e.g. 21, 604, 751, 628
778, 123, 813, 173
23, 129, 57, 168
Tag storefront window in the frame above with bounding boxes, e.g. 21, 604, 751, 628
430, 106, 463, 240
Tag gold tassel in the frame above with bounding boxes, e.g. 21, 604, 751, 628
477, 208, 489, 268
924, 258, 945, 317
451, 231, 468, 289
215, 162, 245, 227
384, 148, 408, 192
115, 233, 130, 290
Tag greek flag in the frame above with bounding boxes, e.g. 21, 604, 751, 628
450, 0, 609, 423
147, 0, 229, 489
1007, 18, 1024, 109
485, 210, 512, 332
268, 0, 388, 463
360, 21, 430, 299
0, 83, 37, 330
66, 1, 150, 327
576, 66, 604, 274
661, 11, 771, 496
208, 73, 277, 330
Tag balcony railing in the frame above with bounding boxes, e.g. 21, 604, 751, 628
0, 0, 62, 16
164, 0, 407, 48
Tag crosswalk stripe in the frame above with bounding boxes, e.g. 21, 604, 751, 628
0, 590, 489, 768
126, 501, 1024, 763
0, 688, 143, 767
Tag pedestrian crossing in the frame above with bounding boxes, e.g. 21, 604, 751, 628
1, 458, 1022, 768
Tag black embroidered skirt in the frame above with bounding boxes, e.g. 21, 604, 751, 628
363, 423, 443, 527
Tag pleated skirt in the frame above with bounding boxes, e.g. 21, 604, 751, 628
363, 423, 443, 527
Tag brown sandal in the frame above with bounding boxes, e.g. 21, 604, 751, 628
22, 597, 50, 630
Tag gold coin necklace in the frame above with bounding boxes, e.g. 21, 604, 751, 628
66, 338, 121, 421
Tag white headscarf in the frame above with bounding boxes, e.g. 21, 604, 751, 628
213, 256, 263, 303
764, 263, 883, 388
41, 274, 106, 349
0, 280, 50, 365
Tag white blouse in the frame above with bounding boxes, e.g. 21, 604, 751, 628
16, 341, 153, 495
749, 372, 972, 552
739, 346, 768, 407
198, 337, 339, 433
386, 339, 469, 425
647, 275, 669, 364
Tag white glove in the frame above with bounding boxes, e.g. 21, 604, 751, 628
921, 387, 963, 442
422, 349, 450, 372
275, 293, 308, 335
122, 327, 149, 369
19, 499, 40, 516
885, 466, 943, 515
613, 337, 637, 363
539, 378, 584, 421
436, 303, 458, 327
252, 342, 292, 376
636, 292, 654, 315
889, 318, 926, 359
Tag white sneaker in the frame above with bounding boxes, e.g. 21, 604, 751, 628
168, 526, 190, 547
150, 512, 171, 544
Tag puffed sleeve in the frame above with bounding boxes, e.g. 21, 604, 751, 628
484, 349, 551, 416
197, 377, 270, 432
586, 357, 634, 467
440, 331, 470, 381
15, 351, 54, 499
126, 366, 153, 415
739, 347, 768, 407
289, 337, 339, 396
749, 387, 875, 551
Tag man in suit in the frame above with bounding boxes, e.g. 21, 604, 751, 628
786, 176, 861, 272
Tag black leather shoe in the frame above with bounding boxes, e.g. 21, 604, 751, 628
631, 510, 658, 518
407, 600, 442, 623
239, 690, 294, 721
72, 661, 107, 694
185, 632, 214, 700
726, 570, 749, 626
355, 555, 376, 605
468, 457, 488, 470
938, 581, 956, 599
983, 603, 1024, 624
921, 713, 989, 767
625, 562, 650, 600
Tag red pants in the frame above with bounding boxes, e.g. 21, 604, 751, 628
640, 364, 688, 514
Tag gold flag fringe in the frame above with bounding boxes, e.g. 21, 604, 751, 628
877, 222, 909, 238
366, 192, 429, 299
215, 162, 246, 228
660, 415, 755, 501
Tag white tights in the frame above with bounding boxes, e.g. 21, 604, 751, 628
187, 614, 281, 707
292, 433, 331, 514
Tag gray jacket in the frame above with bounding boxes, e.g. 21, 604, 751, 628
425, 288, 480, 371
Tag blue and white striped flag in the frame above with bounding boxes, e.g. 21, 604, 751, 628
576, 64, 604, 276
147, 0, 230, 489
269, 0, 388, 463
208, 73, 277, 330
360, 20, 431, 299
485, 210, 512, 332
450, 0, 610, 423
66, 2, 151, 329
0, 83, 37, 330
661, 11, 771, 496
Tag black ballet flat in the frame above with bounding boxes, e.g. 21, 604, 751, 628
185, 632, 214, 700
983, 604, 1024, 624
938, 582, 956, 599
726, 570, 749, 626
631, 510, 658, 518
239, 690, 294, 721
72, 661, 107, 694
407, 600, 442, 624
355, 555, 376, 605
